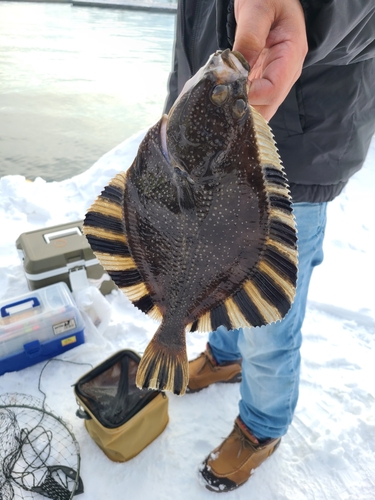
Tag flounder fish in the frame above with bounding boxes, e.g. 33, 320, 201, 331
83, 49, 298, 395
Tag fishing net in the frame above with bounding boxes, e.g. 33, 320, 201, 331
75, 349, 159, 428
0, 393, 83, 500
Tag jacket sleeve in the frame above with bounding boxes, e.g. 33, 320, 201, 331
216, 0, 375, 66
303, 1, 375, 66
216, 0, 235, 49
163, 46, 179, 114
163, 0, 185, 114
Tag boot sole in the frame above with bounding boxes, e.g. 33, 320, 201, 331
202, 436, 281, 492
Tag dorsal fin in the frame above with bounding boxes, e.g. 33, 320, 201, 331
188, 107, 298, 333
83, 172, 162, 322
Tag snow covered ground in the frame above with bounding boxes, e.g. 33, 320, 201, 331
0, 131, 374, 499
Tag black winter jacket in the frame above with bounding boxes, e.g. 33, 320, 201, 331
164, 0, 375, 203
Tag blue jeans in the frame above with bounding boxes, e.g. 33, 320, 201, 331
208, 202, 328, 440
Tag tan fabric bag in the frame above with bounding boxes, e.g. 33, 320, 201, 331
74, 349, 169, 462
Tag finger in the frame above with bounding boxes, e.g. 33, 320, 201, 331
248, 74, 298, 121
247, 42, 303, 120
232, 2, 274, 68
248, 60, 300, 106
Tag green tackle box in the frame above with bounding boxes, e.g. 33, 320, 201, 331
16, 220, 117, 295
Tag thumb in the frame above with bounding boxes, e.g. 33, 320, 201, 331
232, 1, 274, 67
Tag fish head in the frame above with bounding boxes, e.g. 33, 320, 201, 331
165, 49, 251, 182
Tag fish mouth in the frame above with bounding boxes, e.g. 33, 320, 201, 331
175, 50, 249, 106
221, 49, 250, 72
210, 49, 249, 84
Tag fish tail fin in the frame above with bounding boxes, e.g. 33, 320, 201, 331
136, 327, 188, 396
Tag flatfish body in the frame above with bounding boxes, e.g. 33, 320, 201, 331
83, 49, 298, 395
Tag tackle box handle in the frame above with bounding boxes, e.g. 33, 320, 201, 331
43, 226, 82, 243
1, 297, 41, 318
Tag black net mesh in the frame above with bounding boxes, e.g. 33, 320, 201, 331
75, 351, 158, 428
0, 394, 82, 500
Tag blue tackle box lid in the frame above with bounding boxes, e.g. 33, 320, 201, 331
0, 282, 85, 374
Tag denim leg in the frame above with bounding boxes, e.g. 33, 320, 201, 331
239, 202, 328, 439
208, 325, 242, 363
210, 202, 328, 439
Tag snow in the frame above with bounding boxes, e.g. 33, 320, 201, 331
0, 131, 374, 499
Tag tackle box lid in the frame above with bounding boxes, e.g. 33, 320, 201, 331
0, 282, 85, 360
16, 220, 98, 275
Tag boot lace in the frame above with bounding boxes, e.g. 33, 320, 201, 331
233, 423, 258, 458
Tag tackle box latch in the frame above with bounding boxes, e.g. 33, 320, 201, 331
69, 266, 90, 292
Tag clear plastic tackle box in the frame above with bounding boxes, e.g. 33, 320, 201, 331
0, 282, 85, 375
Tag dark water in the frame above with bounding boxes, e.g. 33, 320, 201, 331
0, 1, 175, 181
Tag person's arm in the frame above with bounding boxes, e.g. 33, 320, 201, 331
232, 0, 308, 121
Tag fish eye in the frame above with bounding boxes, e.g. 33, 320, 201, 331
211, 85, 229, 105
233, 98, 247, 119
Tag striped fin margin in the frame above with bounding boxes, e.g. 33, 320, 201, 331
82, 172, 162, 322
188, 107, 298, 333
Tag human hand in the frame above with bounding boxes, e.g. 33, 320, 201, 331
233, 0, 308, 121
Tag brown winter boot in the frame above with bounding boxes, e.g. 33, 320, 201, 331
187, 343, 242, 393
199, 417, 281, 492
